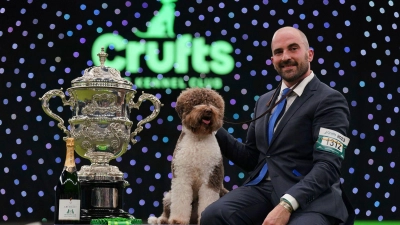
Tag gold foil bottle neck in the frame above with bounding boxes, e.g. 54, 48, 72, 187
64, 138, 76, 169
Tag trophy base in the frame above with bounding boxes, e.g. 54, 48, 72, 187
79, 180, 134, 224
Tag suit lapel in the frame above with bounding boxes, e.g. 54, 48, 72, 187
269, 76, 320, 146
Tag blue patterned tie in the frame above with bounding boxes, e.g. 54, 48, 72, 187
245, 88, 290, 186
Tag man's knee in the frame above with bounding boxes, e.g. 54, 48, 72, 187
200, 202, 224, 224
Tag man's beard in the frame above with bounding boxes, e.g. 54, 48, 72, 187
277, 54, 309, 83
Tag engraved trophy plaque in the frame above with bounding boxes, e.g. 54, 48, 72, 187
40, 48, 162, 222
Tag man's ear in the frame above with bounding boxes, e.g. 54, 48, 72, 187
308, 49, 314, 62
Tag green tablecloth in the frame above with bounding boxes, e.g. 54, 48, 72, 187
90, 217, 142, 225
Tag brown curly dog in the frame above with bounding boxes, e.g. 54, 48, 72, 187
148, 88, 228, 225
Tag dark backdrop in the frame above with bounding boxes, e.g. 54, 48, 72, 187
0, 0, 399, 223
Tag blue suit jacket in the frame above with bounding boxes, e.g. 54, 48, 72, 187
216, 76, 354, 224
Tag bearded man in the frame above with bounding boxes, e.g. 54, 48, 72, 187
200, 27, 354, 225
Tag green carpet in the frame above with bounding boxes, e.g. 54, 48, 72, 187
355, 221, 400, 225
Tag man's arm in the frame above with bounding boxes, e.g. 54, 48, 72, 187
215, 97, 264, 172
285, 90, 350, 209
215, 126, 259, 172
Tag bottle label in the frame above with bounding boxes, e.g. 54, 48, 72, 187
58, 199, 80, 220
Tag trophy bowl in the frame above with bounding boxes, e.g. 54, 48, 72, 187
40, 48, 162, 221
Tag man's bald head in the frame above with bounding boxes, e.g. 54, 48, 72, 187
271, 26, 310, 52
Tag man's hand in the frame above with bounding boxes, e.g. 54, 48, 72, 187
262, 204, 291, 225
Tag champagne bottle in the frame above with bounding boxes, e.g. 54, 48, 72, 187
54, 138, 81, 224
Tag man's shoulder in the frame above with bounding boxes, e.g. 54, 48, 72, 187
313, 76, 345, 97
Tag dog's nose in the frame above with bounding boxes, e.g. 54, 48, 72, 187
205, 108, 212, 113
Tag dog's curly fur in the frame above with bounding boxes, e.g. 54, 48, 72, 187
148, 88, 228, 225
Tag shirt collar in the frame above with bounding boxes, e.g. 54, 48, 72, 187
280, 71, 315, 97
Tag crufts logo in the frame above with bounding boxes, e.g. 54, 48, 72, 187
134, 0, 176, 38
92, 0, 235, 89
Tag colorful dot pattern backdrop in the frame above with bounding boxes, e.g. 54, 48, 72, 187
0, 0, 399, 223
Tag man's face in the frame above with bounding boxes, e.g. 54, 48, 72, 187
271, 29, 313, 85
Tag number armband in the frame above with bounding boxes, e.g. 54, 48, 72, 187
316, 128, 350, 159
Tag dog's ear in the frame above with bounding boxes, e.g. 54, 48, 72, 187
175, 90, 187, 119
175, 103, 183, 119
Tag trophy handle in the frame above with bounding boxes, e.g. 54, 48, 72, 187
128, 92, 162, 145
39, 88, 75, 137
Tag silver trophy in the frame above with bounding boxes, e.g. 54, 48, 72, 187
40, 48, 162, 221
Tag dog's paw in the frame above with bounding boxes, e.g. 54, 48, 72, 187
148, 216, 159, 225
168, 217, 189, 225
148, 216, 169, 225
158, 216, 169, 224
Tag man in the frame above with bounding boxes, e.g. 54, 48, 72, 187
200, 27, 354, 225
